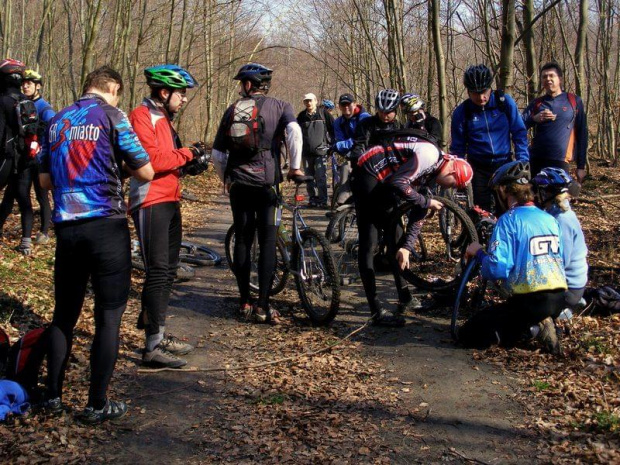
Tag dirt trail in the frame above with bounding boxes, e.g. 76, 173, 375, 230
102, 195, 539, 464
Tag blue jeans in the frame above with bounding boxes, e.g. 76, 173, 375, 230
303, 155, 328, 204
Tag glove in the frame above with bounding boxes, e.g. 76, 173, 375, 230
188, 141, 206, 158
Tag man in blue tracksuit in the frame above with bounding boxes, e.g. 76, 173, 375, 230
459, 161, 567, 354
331, 93, 370, 205
522, 62, 588, 184
450, 64, 529, 213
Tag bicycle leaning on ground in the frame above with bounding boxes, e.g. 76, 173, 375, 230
225, 175, 341, 325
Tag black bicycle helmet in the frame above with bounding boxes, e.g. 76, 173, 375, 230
0, 59, 25, 86
489, 161, 531, 188
375, 89, 400, 112
233, 63, 272, 85
463, 64, 493, 93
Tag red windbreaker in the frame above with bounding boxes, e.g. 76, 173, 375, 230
129, 98, 193, 212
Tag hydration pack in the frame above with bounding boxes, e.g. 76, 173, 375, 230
9, 94, 40, 159
6, 328, 48, 395
227, 97, 265, 154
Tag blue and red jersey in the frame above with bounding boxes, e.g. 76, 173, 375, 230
40, 93, 150, 223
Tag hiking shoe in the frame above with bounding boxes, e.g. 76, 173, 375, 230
17, 238, 32, 256
142, 345, 187, 368
78, 399, 127, 425
371, 309, 406, 327
395, 297, 423, 314
34, 232, 50, 245
254, 306, 268, 323
537, 317, 561, 354
159, 334, 194, 355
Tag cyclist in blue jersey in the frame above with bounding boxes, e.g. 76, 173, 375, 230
459, 161, 567, 353
39, 66, 154, 423
531, 167, 588, 310
450, 65, 529, 213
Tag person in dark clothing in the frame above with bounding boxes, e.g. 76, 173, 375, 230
400, 93, 443, 146
522, 62, 588, 184
297, 93, 334, 208
0, 59, 35, 255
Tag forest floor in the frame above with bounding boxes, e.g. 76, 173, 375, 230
0, 163, 618, 464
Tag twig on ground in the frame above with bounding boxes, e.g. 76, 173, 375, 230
448, 447, 492, 465
137, 320, 371, 374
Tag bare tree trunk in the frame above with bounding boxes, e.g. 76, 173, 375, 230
574, 0, 588, 97
498, 0, 516, 92
431, 0, 448, 147
80, 0, 103, 88
522, 0, 538, 101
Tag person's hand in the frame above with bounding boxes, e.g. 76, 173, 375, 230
465, 242, 483, 259
287, 168, 304, 180
576, 168, 586, 184
189, 141, 207, 158
396, 248, 411, 271
534, 109, 556, 123
428, 199, 443, 212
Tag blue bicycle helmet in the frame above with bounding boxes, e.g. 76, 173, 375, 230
144, 64, 197, 89
489, 161, 530, 188
233, 63, 272, 85
531, 167, 573, 200
322, 99, 335, 110
375, 89, 400, 112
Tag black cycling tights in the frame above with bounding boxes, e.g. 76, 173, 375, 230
132, 202, 182, 337
229, 183, 278, 311
351, 171, 411, 315
46, 218, 131, 409
458, 289, 566, 349
0, 166, 33, 238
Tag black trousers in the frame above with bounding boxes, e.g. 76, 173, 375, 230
469, 160, 505, 214
132, 202, 182, 337
0, 166, 34, 238
46, 217, 131, 407
351, 170, 411, 314
229, 183, 278, 310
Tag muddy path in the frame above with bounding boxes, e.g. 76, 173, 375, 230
100, 194, 539, 464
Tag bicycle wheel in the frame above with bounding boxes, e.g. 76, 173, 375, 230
394, 195, 478, 291
224, 224, 289, 295
438, 185, 475, 249
293, 228, 340, 325
325, 205, 359, 285
179, 242, 222, 266
451, 259, 480, 340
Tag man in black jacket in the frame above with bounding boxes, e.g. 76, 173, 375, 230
297, 93, 334, 208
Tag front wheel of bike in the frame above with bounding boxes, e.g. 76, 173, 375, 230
293, 228, 340, 325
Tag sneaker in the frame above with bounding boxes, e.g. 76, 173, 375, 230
34, 232, 50, 245
17, 240, 32, 256
254, 306, 268, 323
142, 345, 187, 368
395, 297, 423, 314
371, 309, 406, 327
39, 396, 66, 415
78, 399, 127, 425
537, 317, 561, 354
159, 334, 194, 355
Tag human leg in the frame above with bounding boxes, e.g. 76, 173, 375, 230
230, 183, 258, 309
32, 164, 51, 237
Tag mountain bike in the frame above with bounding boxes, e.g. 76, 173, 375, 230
225, 176, 341, 325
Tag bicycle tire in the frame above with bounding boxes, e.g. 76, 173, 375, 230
324, 205, 360, 286
179, 242, 222, 267
451, 259, 479, 340
224, 224, 289, 295
293, 228, 340, 325
393, 195, 478, 291
438, 185, 475, 249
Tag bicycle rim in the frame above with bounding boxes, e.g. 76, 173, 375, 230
293, 228, 340, 325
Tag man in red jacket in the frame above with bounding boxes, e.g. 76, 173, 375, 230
129, 65, 206, 368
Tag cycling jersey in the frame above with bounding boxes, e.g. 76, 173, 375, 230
128, 98, 193, 212
357, 140, 442, 208
450, 91, 529, 164
477, 205, 567, 295
41, 94, 150, 223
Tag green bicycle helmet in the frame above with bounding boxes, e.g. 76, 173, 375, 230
144, 64, 197, 89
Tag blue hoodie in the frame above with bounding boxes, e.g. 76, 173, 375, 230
333, 106, 370, 154
450, 91, 529, 164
